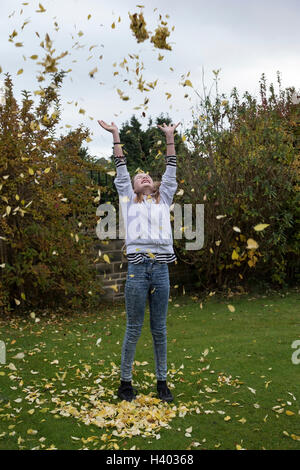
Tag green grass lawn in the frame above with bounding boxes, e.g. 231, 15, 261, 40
0, 286, 299, 450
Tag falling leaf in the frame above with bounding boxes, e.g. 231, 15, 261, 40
109, 285, 118, 292
103, 254, 110, 264
151, 25, 172, 50
129, 12, 149, 43
183, 79, 193, 87
227, 304, 235, 312
246, 238, 259, 250
89, 67, 98, 78
254, 223, 270, 231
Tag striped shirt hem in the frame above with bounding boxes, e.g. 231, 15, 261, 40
126, 252, 177, 264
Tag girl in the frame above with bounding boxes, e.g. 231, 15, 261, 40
98, 119, 179, 402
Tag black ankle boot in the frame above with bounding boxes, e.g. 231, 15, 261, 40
157, 380, 173, 402
117, 381, 137, 402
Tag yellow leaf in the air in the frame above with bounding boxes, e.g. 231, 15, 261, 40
227, 304, 235, 312
286, 410, 295, 416
231, 249, 239, 260
36, 3, 46, 13
17, 69, 24, 75
254, 223, 270, 231
44, 167, 51, 173
89, 67, 98, 77
246, 238, 258, 250
28, 168, 34, 175
103, 254, 110, 264
183, 79, 193, 87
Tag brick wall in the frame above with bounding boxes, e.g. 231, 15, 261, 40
92, 232, 198, 302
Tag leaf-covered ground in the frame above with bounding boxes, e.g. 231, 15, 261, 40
0, 286, 299, 450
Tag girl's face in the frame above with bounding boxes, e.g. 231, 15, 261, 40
133, 173, 154, 194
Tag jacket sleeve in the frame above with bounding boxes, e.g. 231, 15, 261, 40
159, 155, 178, 206
113, 156, 135, 199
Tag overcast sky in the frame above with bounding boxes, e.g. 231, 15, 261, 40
1, 0, 299, 160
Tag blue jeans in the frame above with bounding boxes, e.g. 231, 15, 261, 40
121, 259, 170, 382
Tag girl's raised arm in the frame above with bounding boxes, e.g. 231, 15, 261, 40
157, 122, 180, 206
98, 120, 134, 199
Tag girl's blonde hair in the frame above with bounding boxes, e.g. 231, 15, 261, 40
132, 174, 161, 204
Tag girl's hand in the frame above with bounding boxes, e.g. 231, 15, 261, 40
97, 120, 119, 134
157, 122, 180, 137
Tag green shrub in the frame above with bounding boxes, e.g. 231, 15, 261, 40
0, 73, 108, 313
174, 72, 300, 291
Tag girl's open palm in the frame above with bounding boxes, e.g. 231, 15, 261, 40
98, 120, 118, 133
157, 122, 180, 136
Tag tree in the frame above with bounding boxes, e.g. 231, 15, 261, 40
117, 113, 185, 179
174, 72, 300, 291
0, 72, 106, 313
